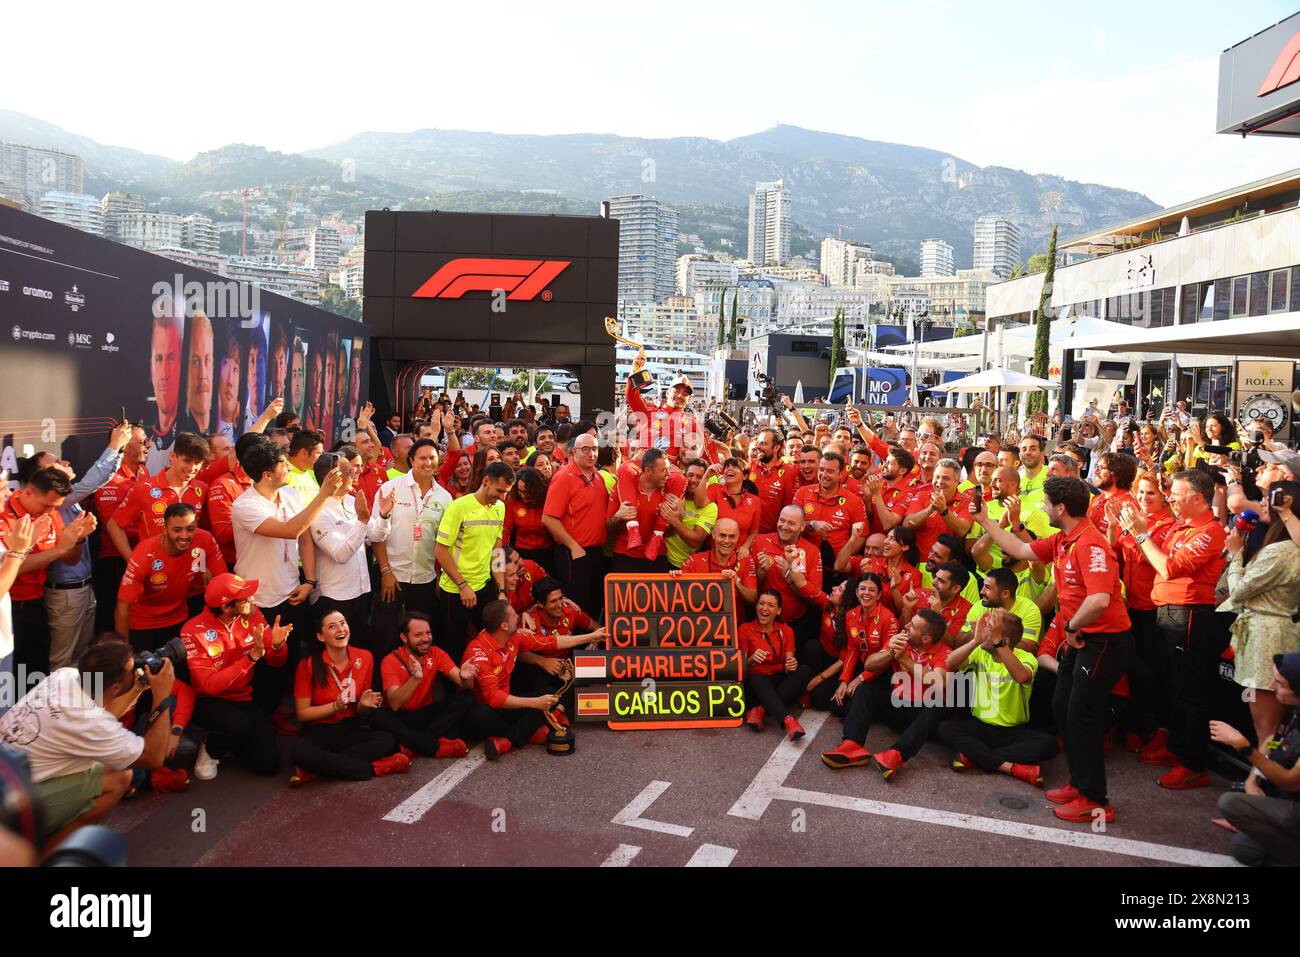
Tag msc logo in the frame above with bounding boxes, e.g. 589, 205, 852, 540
1258, 33, 1300, 96
411, 258, 570, 301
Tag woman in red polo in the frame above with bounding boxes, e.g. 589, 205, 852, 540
699, 458, 762, 556
504, 466, 555, 575
291, 608, 411, 784
803, 580, 855, 713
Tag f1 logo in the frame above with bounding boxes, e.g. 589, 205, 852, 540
412, 258, 570, 300
1257, 32, 1300, 96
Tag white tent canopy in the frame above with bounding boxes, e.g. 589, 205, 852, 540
930, 368, 1060, 393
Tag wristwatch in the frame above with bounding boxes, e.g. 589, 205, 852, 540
1134, 533, 1149, 545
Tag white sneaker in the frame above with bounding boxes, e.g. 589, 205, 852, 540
194, 742, 220, 781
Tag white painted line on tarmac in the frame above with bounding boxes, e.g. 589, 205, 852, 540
611, 779, 695, 837
728, 711, 1236, 867
685, 843, 737, 867
601, 844, 643, 867
727, 711, 828, 820
383, 747, 487, 824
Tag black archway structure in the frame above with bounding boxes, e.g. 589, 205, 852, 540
363, 210, 617, 424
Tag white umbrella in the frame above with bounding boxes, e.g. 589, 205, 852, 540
930, 367, 1060, 393
793, 380, 805, 404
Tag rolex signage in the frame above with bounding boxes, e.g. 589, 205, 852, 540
1234, 360, 1294, 441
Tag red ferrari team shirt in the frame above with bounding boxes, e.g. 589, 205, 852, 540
0, 496, 65, 601
203, 465, 253, 565
737, 620, 795, 676
750, 533, 825, 623
609, 463, 687, 559
793, 484, 868, 556
118, 531, 226, 629
524, 598, 593, 658
1151, 510, 1227, 607
507, 559, 546, 612
381, 645, 459, 711
705, 483, 762, 544
1029, 519, 1130, 635
905, 486, 975, 560
93, 461, 147, 558
1117, 509, 1175, 612
113, 471, 208, 543
1087, 488, 1136, 540
680, 549, 759, 595
504, 499, 552, 552
294, 647, 376, 724
543, 462, 610, 549
892, 640, 951, 703
838, 603, 899, 683
748, 460, 798, 533
461, 629, 558, 708
181, 606, 286, 701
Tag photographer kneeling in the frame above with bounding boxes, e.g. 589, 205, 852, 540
0, 638, 176, 851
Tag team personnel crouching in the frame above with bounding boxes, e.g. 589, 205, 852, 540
738, 590, 810, 739
461, 599, 596, 760
181, 573, 292, 779
291, 609, 411, 784
374, 612, 477, 759
821, 608, 951, 779
937, 608, 1056, 787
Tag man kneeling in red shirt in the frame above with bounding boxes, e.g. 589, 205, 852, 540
374, 611, 478, 759
461, 599, 596, 760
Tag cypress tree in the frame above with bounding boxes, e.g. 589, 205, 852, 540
1028, 225, 1058, 416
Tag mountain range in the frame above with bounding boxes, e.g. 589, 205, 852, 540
0, 111, 1159, 273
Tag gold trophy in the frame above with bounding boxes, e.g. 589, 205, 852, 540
543, 659, 577, 756
606, 316, 653, 392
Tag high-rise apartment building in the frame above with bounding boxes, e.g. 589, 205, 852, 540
919, 238, 955, 277
111, 211, 184, 249
101, 192, 146, 241
973, 215, 1022, 280
0, 142, 84, 202
747, 180, 791, 266
820, 237, 876, 286
37, 191, 103, 235
603, 194, 679, 302
675, 254, 739, 296
182, 214, 220, 256
308, 225, 342, 276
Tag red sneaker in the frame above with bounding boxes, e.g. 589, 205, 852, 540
625, 521, 644, 550
372, 752, 412, 777
1045, 783, 1080, 805
1138, 729, 1177, 766
744, 706, 765, 732
1157, 766, 1210, 790
289, 767, 318, 787
399, 745, 416, 761
435, 737, 469, 759
950, 753, 973, 772
1009, 764, 1044, 788
873, 749, 904, 782
529, 724, 550, 746
820, 740, 872, 768
485, 736, 513, 760
783, 715, 806, 741
272, 710, 299, 737
149, 767, 190, 793
643, 532, 664, 561
1054, 796, 1115, 824
1124, 731, 1145, 754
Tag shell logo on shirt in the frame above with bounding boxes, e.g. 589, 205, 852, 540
149, 572, 167, 585
517, 507, 527, 517
804, 503, 816, 515
207, 643, 222, 658
152, 502, 166, 515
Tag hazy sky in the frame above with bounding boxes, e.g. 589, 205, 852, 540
7, 0, 1299, 206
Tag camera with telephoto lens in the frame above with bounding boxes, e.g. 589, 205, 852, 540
704, 408, 740, 441
752, 371, 777, 410
135, 636, 185, 677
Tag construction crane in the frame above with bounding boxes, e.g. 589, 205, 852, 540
278, 185, 299, 264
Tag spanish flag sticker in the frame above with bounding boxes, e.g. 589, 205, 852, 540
577, 692, 609, 716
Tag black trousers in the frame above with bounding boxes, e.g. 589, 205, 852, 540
127, 624, 183, 655
936, 717, 1058, 772
256, 598, 310, 708
799, 641, 845, 713
92, 555, 126, 634
314, 593, 374, 658
881, 698, 951, 762
744, 669, 811, 723
1158, 603, 1231, 772
553, 547, 605, 620
1126, 607, 1166, 738
438, 581, 498, 663
11, 597, 50, 678
291, 718, 397, 780
840, 677, 894, 745
369, 579, 438, 664
464, 701, 546, 749
370, 694, 475, 754
193, 696, 280, 775
1052, 630, 1134, 805
788, 607, 822, 652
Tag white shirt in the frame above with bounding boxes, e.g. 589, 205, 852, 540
310, 496, 383, 601
368, 471, 451, 585
0, 668, 144, 783
232, 484, 305, 608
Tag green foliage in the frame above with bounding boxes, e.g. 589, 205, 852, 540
1027, 224, 1057, 416
316, 284, 361, 321
448, 368, 495, 390
828, 308, 845, 388
728, 287, 740, 345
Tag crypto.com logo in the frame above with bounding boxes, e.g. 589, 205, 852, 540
411, 258, 570, 301
1257, 32, 1300, 96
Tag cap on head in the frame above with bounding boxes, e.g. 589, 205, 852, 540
205, 573, 259, 607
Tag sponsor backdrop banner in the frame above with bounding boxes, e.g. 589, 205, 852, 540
0, 205, 365, 478
866, 367, 906, 407
1233, 359, 1294, 442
